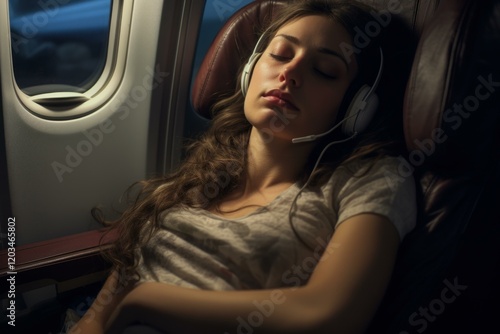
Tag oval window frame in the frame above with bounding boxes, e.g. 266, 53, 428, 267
8, 0, 134, 120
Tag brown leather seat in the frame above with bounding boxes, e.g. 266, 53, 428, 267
370, 0, 500, 332
191, 0, 500, 333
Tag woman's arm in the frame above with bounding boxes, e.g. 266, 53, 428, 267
106, 213, 400, 334
68, 271, 133, 334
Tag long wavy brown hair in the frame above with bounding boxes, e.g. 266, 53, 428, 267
97, 0, 412, 284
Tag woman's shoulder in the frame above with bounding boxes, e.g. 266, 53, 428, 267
344, 154, 404, 172
327, 155, 410, 185
326, 155, 418, 240
320, 154, 417, 208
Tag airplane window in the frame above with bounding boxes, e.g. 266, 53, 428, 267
8, 0, 112, 96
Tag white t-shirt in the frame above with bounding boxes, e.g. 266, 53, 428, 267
135, 156, 417, 290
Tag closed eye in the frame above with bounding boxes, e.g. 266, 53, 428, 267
269, 53, 290, 62
270, 53, 338, 79
315, 69, 337, 80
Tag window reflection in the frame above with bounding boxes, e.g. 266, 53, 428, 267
9, 0, 112, 95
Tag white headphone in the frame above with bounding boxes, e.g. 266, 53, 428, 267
240, 37, 264, 96
241, 32, 384, 140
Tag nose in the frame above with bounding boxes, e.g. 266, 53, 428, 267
278, 59, 303, 88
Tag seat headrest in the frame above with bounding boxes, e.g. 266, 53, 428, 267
191, 1, 287, 119
192, 0, 440, 119
403, 0, 500, 171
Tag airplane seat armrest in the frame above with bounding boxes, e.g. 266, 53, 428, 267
0, 229, 117, 293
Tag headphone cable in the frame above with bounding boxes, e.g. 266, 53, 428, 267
288, 132, 358, 251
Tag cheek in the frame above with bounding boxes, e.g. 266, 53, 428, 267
247, 60, 272, 92
244, 61, 273, 111
320, 82, 352, 117
305, 92, 348, 135
311, 88, 344, 122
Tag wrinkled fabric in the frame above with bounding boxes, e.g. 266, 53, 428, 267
136, 157, 417, 290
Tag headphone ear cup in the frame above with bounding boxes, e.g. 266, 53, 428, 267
341, 85, 379, 136
241, 53, 261, 96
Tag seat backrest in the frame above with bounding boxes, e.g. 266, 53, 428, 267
368, 0, 500, 332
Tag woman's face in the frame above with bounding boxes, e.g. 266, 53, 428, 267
244, 15, 359, 143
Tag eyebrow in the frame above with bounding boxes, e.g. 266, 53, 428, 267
274, 33, 349, 70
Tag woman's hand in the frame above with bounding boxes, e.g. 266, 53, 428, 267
105, 284, 143, 334
69, 271, 134, 334
67, 317, 105, 334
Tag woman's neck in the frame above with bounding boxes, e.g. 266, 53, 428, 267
208, 128, 314, 217
243, 127, 313, 193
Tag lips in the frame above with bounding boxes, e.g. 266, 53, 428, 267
262, 90, 299, 111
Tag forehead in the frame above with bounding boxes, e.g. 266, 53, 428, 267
275, 15, 353, 48
272, 15, 358, 73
